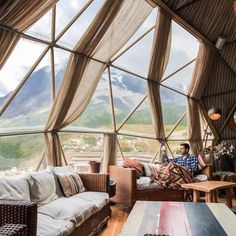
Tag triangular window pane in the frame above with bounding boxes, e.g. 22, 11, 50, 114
117, 135, 160, 163
112, 9, 157, 61
110, 68, 147, 129
160, 86, 187, 135
112, 30, 154, 78
53, 48, 71, 95
0, 39, 46, 106
119, 100, 156, 138
168, 116, 187, 140
55, 0, 88, 36
161, 62, 195, 94
67, 69, 113, 131
57, 0, 104, 49
25, 10, 51, 41
116, 140, 124, 166
0, 53, 52, 133
59, 132, 103, 173
163, 21, 199, 78
167, 141, 185, 156
0, 134, 44, 176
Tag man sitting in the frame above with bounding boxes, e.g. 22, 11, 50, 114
162, 143, 198, 176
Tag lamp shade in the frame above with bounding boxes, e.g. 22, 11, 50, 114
208, 107, 222, 120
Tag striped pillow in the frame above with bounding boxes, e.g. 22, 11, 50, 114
143, 163, 163, 177
197, 154, 207, 171
57, 173, 85, 197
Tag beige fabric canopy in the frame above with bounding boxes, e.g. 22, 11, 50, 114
0, 0, 236, 170
44, 0, 153, 166
0, 0, 57, 69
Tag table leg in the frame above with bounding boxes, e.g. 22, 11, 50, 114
212, 191, 218, 203
225, 188, 232, 208
193, 190, 200, 202
205, 192, 213, 203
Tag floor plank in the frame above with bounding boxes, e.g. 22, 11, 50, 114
98, 204, 130, 236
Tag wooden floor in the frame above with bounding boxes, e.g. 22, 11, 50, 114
98, 198, 236, 236
98, 204, 130, 236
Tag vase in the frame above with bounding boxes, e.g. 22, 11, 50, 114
89, 161, 101, 173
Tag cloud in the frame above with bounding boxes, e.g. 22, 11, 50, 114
0, 81, 8, 97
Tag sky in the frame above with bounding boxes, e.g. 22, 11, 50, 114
0, 0, 199, 97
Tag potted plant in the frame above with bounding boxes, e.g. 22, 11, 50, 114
212, 140, 235, 172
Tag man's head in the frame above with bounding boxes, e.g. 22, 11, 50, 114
179, 143, 190, 156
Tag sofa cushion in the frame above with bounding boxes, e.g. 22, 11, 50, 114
57, 173, 85, 197
37, 213, 74, 236
0, 176, 30, 201
38, 192, 108, 227
26, 169, 58, 206
194, 174, 208, 182
137, 177, 163, 190
48, 166, 76, 197
75, 192, 109, 209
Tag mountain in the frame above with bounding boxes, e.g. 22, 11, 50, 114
0, 64, 185, 123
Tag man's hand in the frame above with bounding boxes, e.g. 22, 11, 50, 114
161, 145, 167, 155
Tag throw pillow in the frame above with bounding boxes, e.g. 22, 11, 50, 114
57, 173, 85, 197
194, 174, 208, 182
48, 166, 75, 197
123, 159, 144, 178
143, 163, 163, 177
26, 169, 58, 206
0, 176, 30, 202
197, 154, 207, 171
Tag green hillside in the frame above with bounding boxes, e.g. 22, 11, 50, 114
0, 103, 187, 171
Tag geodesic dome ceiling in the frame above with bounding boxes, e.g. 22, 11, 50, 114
0, 0, 236, 175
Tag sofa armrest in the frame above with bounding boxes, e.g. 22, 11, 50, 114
108, 165, 136, 208
200, 164, 213, 179
0, 200, 37, 236
79, 173, 109, 193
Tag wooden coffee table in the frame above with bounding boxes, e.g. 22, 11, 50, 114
181, 181, 236, 208
120, 201, 236, 236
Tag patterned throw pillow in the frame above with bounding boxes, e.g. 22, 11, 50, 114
57, 173, 85, 197
123, 159, 144, 178
197, 154, 207, 171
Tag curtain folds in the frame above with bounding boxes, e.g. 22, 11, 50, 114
0, 0, 57, 69
44, 132, 63, 167
102, 133, 117, 173
187, 44, 216, 154
147, 10, 172, 148
0, 30, 19, 69
44, 0, 153, 165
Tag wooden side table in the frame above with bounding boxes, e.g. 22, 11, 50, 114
181, 181, 236, 208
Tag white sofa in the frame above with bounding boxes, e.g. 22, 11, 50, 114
0, 166, 111, 236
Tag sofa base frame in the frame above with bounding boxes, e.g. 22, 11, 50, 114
69, 203, 111, 236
